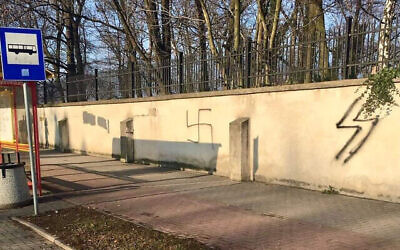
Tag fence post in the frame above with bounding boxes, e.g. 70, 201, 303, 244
178, 51, 184, 93
245, 37, 252, 88
95, 68, 99, 101
344, 16, 352, 79
131, 62, 136, 98
43, 81, 47, 104
65, 77, 69, 103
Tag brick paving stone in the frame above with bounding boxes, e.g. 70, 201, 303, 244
37, 150, 400, 249
0, 183, 74, 250
0, 219, 60, 250
188, 182, 400, 245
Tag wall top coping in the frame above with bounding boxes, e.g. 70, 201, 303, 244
41, 78, 400, 108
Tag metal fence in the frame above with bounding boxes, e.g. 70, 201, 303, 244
39, 17, 400, 104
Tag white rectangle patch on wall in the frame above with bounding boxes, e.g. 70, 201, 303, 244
0, 91, 14, 142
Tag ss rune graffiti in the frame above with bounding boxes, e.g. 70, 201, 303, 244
336, 97, 379, 164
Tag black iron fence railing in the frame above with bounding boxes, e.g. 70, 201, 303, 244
39, 17, 400, 104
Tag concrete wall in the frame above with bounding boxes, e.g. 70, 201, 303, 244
38, 79, 400, 202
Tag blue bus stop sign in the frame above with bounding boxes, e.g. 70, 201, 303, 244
0, 27, 45, 81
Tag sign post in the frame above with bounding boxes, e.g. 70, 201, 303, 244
0, 27, 46, 216
23, 82, 38, 215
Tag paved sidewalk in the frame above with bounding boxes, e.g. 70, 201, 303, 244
0, 197, 73, 250
0, 176, 75, 250
0, 219, 59, 250
39, 150, 400, 249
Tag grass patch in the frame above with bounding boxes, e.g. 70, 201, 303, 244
322, 186, 339, 195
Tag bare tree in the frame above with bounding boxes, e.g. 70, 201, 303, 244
303, 0, 329, 83
378, 0, 397, 69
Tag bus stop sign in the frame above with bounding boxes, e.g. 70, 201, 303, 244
0, 27, 45, 81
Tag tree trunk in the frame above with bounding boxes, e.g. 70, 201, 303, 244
73, 21, 85, 101
256, 0, 281, 85
195, 0, 209, 91
54, 0, 65, 102
266, 0, 281, 85
161, 0, 171, 93
111, 0, 156, 98
112, 0, 150, 65
304, 1, 313, 83
378, 0, 396, 70
255, 10, 263, 87
73, 22, 84, 76
233, 0, 240, 53
287, 0, 300, 83
63, 0, 77, 101
233, 0, 241, 88
198, 0, 218, 58
304, 0, 328, 83
73, 1, 86, 101
144, 0, 167, 95
348, 0, 362, 79
313, 0, 329, 81
198, 0, 228, 89
64, 2, 75, 77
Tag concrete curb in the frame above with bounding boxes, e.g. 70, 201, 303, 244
11, 217, 74, 250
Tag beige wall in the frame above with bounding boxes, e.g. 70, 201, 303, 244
38, 79, 400, 202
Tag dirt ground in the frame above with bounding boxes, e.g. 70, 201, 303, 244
23, 206, 213, 250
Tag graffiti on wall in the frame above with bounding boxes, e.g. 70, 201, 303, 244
186, 109, 214, 147
336, 97, 379, 164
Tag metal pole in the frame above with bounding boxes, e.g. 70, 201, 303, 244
344, 16, 352, 79
43, 81, 47, 104
246, 37, 252, 88
23, 82, 38, 216
95, 69, 99, 101
65, 77, 69, 103
131, 62, 135, 98
31, 83, 42, 196
178, 51, 183, 93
